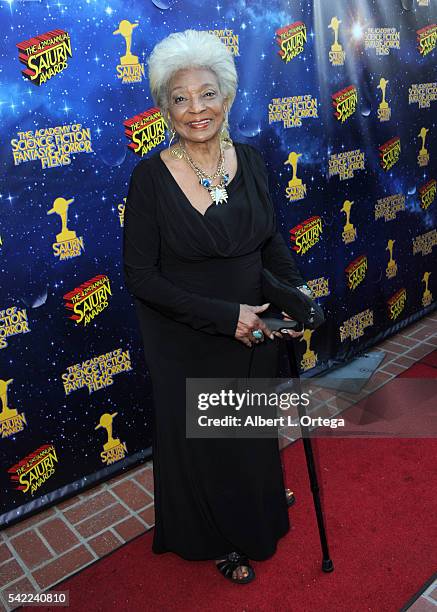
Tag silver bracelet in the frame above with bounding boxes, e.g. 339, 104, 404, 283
296, 284, 313, 298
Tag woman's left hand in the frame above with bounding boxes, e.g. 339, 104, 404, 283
272, 312, 305, 339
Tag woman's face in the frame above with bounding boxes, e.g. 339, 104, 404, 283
166, 67, 226, 144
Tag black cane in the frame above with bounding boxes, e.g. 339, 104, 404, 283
284, 339, 334, 573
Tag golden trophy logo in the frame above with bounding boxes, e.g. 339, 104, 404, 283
340, 200, 357, 244
47, 196, 85, 261
328, 17, 346, 65
118, 197, 126, 227
345, 255, 368, 290
419, 179, 436, 211
290, 216, 323, 255
417, 127, 430, 167
332, 86, 358, 123
8, 444, 58, 495
0, 306, 31, 350
113, 20, 145, 83
387, 288, 406, 320
95, 413, 127, 465
386, 239, 397, 279
276, 22, 307, 63
299, 329, 317, 371
0, 379, 27, 439
16, 30, 72, 86
284, 152, 306, 201
64, 275, 112, 326
124, 108, 166, 156
422, 272, 432, 307
417, 24, 437, 57
377, 78, 391, 121
379, 137, 401, 171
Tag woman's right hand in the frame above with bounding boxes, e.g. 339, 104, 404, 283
235, 303, 275, 348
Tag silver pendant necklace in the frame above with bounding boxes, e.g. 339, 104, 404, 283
176, 141, 230, 205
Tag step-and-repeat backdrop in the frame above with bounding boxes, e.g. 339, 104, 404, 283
1, 0, 436, 526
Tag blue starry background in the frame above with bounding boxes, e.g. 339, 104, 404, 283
0, 0, 436, 523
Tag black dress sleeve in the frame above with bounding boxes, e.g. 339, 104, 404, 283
261, 231, 306, 287
122, 160, 240, 337
247, 145, 306, 287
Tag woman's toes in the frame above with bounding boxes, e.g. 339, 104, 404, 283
233, 565, 249, 580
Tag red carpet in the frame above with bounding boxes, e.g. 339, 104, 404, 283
421, 349, 437, 369
32, 350, 437, 612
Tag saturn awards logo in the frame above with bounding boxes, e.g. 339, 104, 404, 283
340, 200, 357, 244
290, 216, 323, 255
298, 330, 317, 371
95, 412, 127, 465
379, 137, 401, 171
16, 29, 72, 85
386, 239, 398, 279
124, 108, 166, 156
387, 288, 407, 320
346, 255, 367, 290
377, 78, 391, 122
328, 17, 345, 65
47, 196, 85, 260
113, 20, 145, 83
276, 21, 307, 62
8, 444, 59, 495
419, 179, 436, 210
0, 379, 27, 439
417, 127, 430, 167
416, 24, 436, 57
64, 275, 112, 327
118, 197, 126, 227
284, 151, 306, 201
422, 272, 432, 307
332, 85, 357, 123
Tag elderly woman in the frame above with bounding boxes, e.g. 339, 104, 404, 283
123, 29, 307, 584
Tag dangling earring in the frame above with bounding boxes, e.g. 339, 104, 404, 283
166, 115, 184, 159
168, 126, 176, 148
220, 107, 233, 149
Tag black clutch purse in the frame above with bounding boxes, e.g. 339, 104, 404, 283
261, 269, 325, 330
261, 316, 304, 333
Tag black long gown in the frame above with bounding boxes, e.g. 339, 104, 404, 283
123, 141, 305, 561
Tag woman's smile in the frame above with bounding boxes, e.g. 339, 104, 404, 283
187, 118, 212, 129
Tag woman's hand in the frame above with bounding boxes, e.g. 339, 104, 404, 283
272, 311, 305, 340
235, 303, 275, 348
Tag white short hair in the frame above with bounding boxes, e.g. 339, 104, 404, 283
147, 29, 238, 118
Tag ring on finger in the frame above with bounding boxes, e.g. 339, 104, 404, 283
252, 329, 264, 341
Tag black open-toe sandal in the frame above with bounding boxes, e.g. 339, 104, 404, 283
216, 551, 255, 584
285, 488, 296, 507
